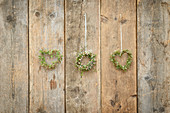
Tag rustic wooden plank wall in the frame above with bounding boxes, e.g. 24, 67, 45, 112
0, 0, 28, 113
0, 0, 170, 113
138, 0, 170, 113
29, 0, 64, 112
65, 0, 100, 112
101, 0, 137, 112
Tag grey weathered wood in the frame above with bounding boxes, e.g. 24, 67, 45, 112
0, 0, 28, 112
29, 0, 65, 112
138, 0, 170, 112
65, 0, 100, 112
101, 0, 137, 112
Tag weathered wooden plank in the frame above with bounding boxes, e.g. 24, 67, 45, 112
65, 0, 100, 112
138, 0, 170, 112
29, 0, 64, 112
0, 0, 28, 112
101, 0, 137, 112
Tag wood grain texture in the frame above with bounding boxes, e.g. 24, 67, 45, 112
29, 0, 64, 112
138, 0, 170, 112
101, 0, 137, 112
65, 0, 100, 112
0, 0, 28, 112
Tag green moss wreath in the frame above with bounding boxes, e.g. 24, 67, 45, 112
38, 49, 63, 69
110, 50, 132, 71
75, 51, 96, 76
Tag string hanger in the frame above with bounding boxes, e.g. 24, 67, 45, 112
84, 13, 87, 51
120, 14, 123, 52
110, 14, 133, 71
75, 13, 97, 77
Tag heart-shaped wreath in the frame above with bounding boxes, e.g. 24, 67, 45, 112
75, 51, 96, 76
38, 49, 63, 69
110, 50, 132, 71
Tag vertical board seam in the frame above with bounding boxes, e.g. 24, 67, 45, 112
99, 0, 102, 113
136, 0, 138, 112
28, 0, 30, 112
64, 0, 66, 113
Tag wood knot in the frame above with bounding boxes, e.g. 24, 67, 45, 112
161, 2, 168, 6
159, 107, 165, 112
119, 16, 127, 24
101, 15, 108, 23
35, 11, 40, 17
50, 74, 57, 90
49, 13, 56, 19
6, 15, 16, 23
121, 19, 127, 24
67, 37, 71, 41
71, 86, 80, 93
145, 76, 156, 90
110, 100, 115, 107
36, 106, 47, 113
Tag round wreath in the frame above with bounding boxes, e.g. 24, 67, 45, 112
38, 49, 63, 69
110, 50, 132, 71
75, 51, 96, 76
